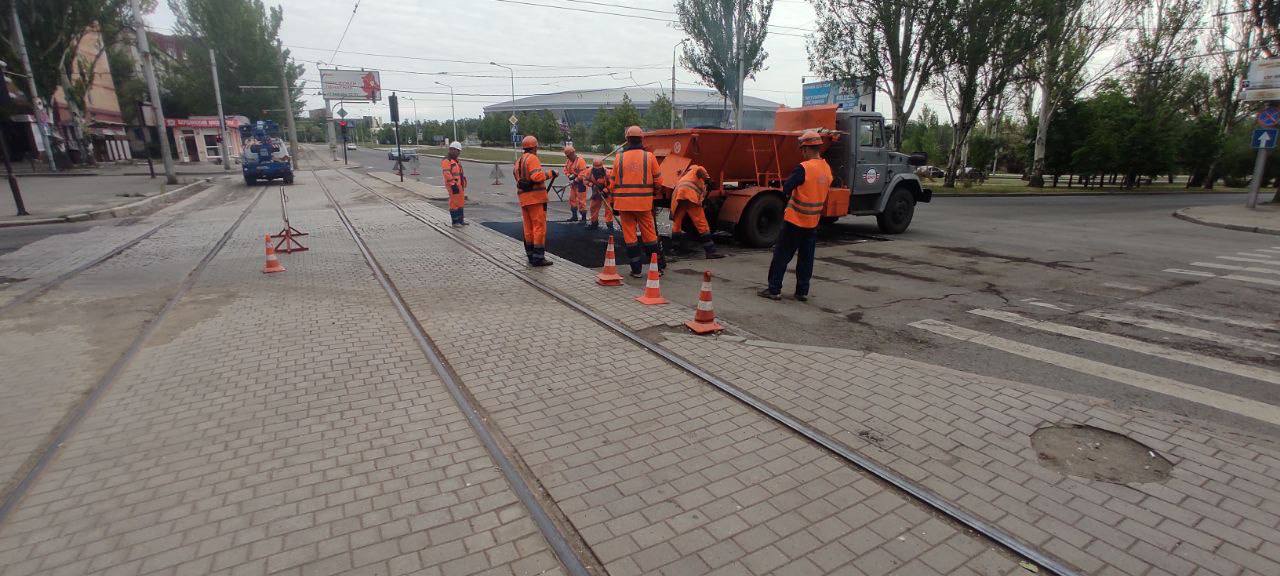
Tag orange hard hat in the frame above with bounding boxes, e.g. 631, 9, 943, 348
592, 158, 603, 167
799, 131, 823, 147
563, 144, 575, 155
625, 125, 643, 139
521, 135, 538, 149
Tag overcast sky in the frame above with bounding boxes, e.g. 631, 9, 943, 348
144, 0, 891, 123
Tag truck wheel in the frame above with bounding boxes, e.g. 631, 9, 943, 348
737, 193, 785, 248
876, 187, 915, 234
284, 173, 294, 184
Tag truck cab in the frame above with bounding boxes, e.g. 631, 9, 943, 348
820, 110, 931, 233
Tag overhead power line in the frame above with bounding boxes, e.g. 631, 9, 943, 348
487, 0, 811, 37
329, 0, 362, 64
287, 44, 667, 71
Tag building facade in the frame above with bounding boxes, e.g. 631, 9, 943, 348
483, 87, 781, 131
50, 26, 132, 163
166, 116, 246, 164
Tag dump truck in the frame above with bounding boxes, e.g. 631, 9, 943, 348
240, 120, 293, 185
643, 104, 931, 247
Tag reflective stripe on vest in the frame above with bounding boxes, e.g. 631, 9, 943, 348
784, 159, 832, 228
516, 154, 544, 194
614, 149, 652, 191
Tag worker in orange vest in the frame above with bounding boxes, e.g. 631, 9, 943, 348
611, 125, 664, 277
760, 131, 831, 301
583, 158, 614, 232
563, 145, 589, 222
670, 163, 724, 259
514, 135, 557, 266
441, 141, 468, 227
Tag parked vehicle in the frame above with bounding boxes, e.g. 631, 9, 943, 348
239, 120, 292, 185
916, 165, 945, 179
387, 149, 417, 162
346, 142, 357, 150
642, 104, 931, 246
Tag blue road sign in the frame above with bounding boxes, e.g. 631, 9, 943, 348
1253, 128, 1278, 149
1259, 107, 1279, 128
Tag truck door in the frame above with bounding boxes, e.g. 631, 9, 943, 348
852, 117, 887, 203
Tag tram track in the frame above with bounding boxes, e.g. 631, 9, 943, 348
325, 165, 1083, 576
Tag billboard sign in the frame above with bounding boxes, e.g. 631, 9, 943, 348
319, 69, 381, 102
1245, 59, 1280, 91
802, 80, 869, 110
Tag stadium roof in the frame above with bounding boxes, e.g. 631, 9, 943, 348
483, 87, 781, 114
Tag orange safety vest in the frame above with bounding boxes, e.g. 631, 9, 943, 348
672, 165, 709, 206
514, 152, 549, 206
784, 159, 832, 229
564, 155, 587, 191
611, 147, 660, 212
441, 158, 466, 192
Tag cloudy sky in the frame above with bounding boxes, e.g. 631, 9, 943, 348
146, 0, 851, 123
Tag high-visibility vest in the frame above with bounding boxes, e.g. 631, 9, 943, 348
514, 152, 549, 206
611, 148, 660, 211
784, 159, 832, 229
673, 165, 709, 206
564, 156, 587, 190
441, 158, 465, 192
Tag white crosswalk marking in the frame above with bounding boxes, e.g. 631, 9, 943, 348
1189, 261, 1280, 276
1084, 311, 1280, 355
1165, 268, 1217, 278
1224, 274, 1280, 288
909, 319, 1280, 426
1219, 256, 1280, 266
1130, 302, 1280, 332
1256, 248, 1280, 255
1238, 252, 1275, 259
968, 309, 1280, 385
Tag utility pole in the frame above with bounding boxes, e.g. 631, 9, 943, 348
734, 2, 745, 130
130, 0, 177, 184
136, 100, 155, 178
671, 39, 685, 129
277, 41, 299, 170
490, 62, 517, 163
10, 4, 55, 171
209, 49, 231, 172
436, 81, 457, 143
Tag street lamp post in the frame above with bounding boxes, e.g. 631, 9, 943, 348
490, 62, 517, 163
436, 81, 457, 144
671, 39, 687, 129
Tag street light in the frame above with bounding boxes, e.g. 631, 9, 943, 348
490, 61, 517, 163
671, 38, 687, 129
435, 81, 457, 144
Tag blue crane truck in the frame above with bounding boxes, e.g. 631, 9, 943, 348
240, 120, 293, 185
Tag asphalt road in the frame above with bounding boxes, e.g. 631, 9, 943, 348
333, 145, 1280, 438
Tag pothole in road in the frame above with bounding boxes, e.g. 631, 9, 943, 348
0, 276, 27, 288
1031, 424, 1172, 484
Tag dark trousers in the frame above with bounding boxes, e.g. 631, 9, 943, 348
449, 208, 464, 224
767, 222, 817, 296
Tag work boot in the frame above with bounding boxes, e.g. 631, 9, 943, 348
757, 288, 781, 301
567, 209, 579, 222
586, 221, 599, 231
629, 264, 644, 278
532, 260, 554, 267
794, 293, 809, 302
460, 221, 470, 226
704, 243, 725, 259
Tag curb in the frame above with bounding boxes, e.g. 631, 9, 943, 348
15, 172, 101, 178
933, 189, 1247, 198
0, 179, 214, 228
1172, 208, 1280, 236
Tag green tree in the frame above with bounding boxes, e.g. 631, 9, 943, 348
1071, 83, 1135, 185
676, 0, 773, 128
591, 96, 641, 149
163, 0, 304, 127
642, 95, 681, 130
569, 123, 590, 148
478, 114, 508, 145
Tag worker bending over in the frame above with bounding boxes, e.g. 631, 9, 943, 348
583, 158, 614, 232
441, 141, 468, 227
759, 131, 831, 301
670, 164, 725, 259
612, 125, 664, 277
514, 135, 557, 267
563, 145, 589, 222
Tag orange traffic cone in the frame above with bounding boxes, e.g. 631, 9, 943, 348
685, 271, 724, 334
262, 234, 286, 274
596, 236, 624, 286
635, 252, 667, 305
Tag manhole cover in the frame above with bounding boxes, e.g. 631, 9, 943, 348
1030, 424, 1172, 484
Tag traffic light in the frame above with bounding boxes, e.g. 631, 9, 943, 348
388, 92, 399, 123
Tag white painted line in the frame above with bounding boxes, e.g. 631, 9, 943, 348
1189, 262, 1280, 276
1223, 274, 1280, 288
1102, 282, 1149, 292
909, 319, 1280, 426
1238, 252, 1274, 259
1130, 302, 1280, 332
1027, 301, 1069, 311
1084, 311, 1280, 355
1255, 248, 1280, 255
969, 309, 1280, 386
1165, 268, 1218, 278
1220, 256, 1280, 266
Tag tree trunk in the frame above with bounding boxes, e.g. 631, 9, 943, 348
1029, 75, 1053, 188
1201, 163, 1216, 190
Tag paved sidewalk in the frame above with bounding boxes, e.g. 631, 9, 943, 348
353, 171, 1280, 576
1175, 203, 1280, 235
0, 173, 217, 226
0, 171, 563, 576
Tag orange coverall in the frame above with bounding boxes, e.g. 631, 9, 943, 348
563, 154, 588, 219
514, 151, 552, 265
441, 157, 467, 225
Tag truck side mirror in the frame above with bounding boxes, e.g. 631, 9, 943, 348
908, 152, 927, 167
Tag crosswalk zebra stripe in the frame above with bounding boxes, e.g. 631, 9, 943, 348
1084, 311, 1280, 355
968, 309, 1280, 386
909, 319, 1280, 426
1223, 274, 1280, 288
1129, 302, 1280, 332
1189, 261, 1280, 276
1165, 268, 1217, 278
1238, 252, 1274, 259
1219, 256, 1280, 266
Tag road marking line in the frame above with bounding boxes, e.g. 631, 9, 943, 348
1084, 311, 1280, 355
1103, 282, 1149, 292
1255, 248, 1280, 255
1022, 298, 1071, 311
969, 309, 1280, 386
909, 319, 1280, 426
1165, 268, 1218, 278
1130, 302, 1280, 332
1220, 255, 1280, 265
1223, 274, 1280, 288
1238, 252, 1274, 258
1189, 261, 1280, 276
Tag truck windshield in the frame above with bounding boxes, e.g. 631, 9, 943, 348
859, 120, 883, 147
